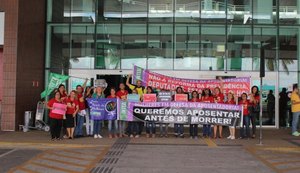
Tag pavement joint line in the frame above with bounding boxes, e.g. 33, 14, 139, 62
17, 167, 39, 173
0, 141, 109, 148
7, 152, 46, 173
0, 148, 17, 158
39, 157, 88, 168
84, 146, 111, 173
45, 151, 96, 161
244, 147, 282, 173
258, 147, 300, 153
62, 149, 103, 156
272, 160, 300, 166
29, 161, 76, 173
204, 138, 217, 147
280, 166, 300, 172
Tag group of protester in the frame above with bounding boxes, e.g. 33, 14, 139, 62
46, 75, 300, 141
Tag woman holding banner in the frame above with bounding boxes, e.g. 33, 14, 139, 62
65, 90, 79, 139
213, 87, 224, 139
47, 91, 65, 140
107, 87, 119, 138
226, 92, 237, 140
92, 86, 105, 139
201, 88, 214, 138
239, 93, 251, 139
116, 83, 128, 137
174, 87, 185, 138
144, 86, 156, 138
249, 86, 260, 138
189, 91, 201, 139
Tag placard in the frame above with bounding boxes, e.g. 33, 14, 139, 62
52, 103, 67, 115
143, 94, 157, 102
175, 94, 188, 102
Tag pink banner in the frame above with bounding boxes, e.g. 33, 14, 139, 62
133, 66, 250, 96
52, 103, 67, 115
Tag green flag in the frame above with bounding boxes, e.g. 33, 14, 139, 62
41, 73, 69, 99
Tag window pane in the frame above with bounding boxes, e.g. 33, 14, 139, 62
71, 0, 95, 23
200, 0, 226, 23
122, 24, 147, 69
96, 24, 121, 69
174, 24, 200, 70
148, 0, 174, 23
253, 26, 277, 72
70, 25, 95, 69
123, 0, 148, 22
98, 0, 121, 22
252, 0, 277, 24
227, 0, 251, 24
175, 0, 200, 23
227, 25, 251, 71
201, 25, 226, 70
47, 0, 71, 22
279, 0, 300, 25
148, 24, 174, 69
47, 25, 70, 74
279, 27, 298, 72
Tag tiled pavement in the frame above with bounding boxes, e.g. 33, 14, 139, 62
0, 128, 299, 173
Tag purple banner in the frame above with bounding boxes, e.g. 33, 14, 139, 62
87, 98, 118, 120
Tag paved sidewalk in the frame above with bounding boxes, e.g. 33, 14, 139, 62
0, 128, 299, 173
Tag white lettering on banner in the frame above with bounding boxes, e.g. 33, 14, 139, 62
191, 116, 233, 125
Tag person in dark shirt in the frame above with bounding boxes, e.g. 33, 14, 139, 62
279, 88, 289, 127
266, 90, 275, 124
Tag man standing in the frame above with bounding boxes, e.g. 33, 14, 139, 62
291, 84, 300, 136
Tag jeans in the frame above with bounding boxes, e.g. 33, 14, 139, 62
146, 122, 156, 134
93, 120, 102, 135
138, 122, 144, 135
50, 118, 62, 139
250, 112, 258, 136
174, 124, 184, 135
240, 116, 250, 138
159, 123, 168, 136
74, 115, 85, 136
108, 120, 118, 135
189, 124, 198, 137
128, 122, 139, 135
85, 109, 93, 135
292, 111, 300, 133
203, 124, 211, 137
118, 121, 126, 135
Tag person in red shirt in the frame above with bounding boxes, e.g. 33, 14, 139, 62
249, 85, 260, 138
239, 93, 251, 139
213, 87, 224, 139
107, 87, 119, 138
189, 91, 200, 139
74, 79, 88, 138
47, 91, 65, 140
226, 92, 237, 140
201, 88, 214, 138
116, 83, 128, 137
65, 90, 79, 139
58, 84, 68, 102
116, 83, 128, 100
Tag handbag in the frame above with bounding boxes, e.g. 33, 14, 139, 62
252, 104, 260, 113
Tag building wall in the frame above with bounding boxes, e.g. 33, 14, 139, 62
0, 0, 45, 131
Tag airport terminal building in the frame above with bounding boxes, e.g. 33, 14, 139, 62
1, 0, 300, 130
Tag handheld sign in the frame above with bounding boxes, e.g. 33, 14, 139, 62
143, 94, 157, 102
175, 94, 188, 102
127, 94, 140, 102
52, 103, 67, 115
157, 91, 172, 102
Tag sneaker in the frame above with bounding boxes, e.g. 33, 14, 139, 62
98, 134, 103, 139
194, 137, 198, 140
130, 134, 134, 138
135, 135, 140, 138
227, 135, 232, 139
190, 136, 193, 139
292, 131, 300, 136
231, 136, 235, 140
94, 134, 98, 139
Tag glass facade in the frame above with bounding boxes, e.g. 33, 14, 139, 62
46, 0, 300, 126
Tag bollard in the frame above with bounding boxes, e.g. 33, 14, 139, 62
24, 111, 33, 132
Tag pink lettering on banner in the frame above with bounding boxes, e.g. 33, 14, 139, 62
52, 103, 67, 115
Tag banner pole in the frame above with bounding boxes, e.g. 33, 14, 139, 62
258, 77, 263, 145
